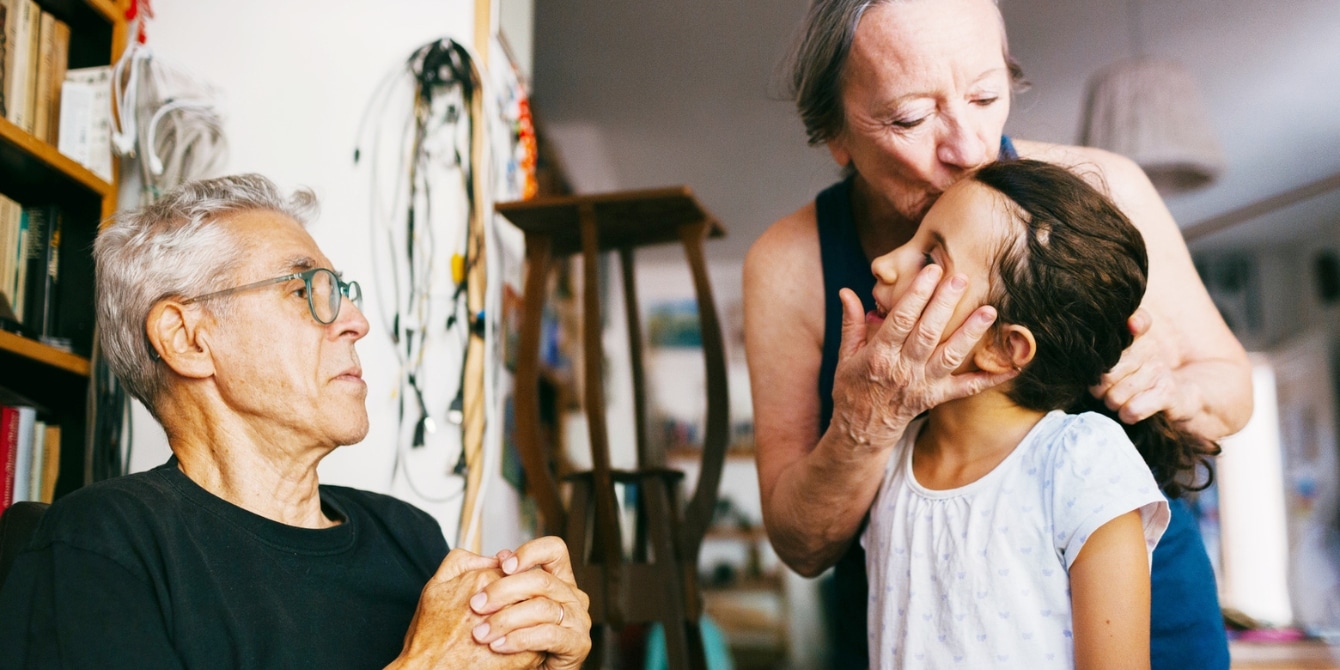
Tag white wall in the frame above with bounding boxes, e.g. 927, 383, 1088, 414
122, 0, 533, 555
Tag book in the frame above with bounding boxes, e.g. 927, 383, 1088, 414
27, 418, 43, 501
10, 402, 34, 502
2, 0, 37, 133
39, 422, 58, 502
57, 65, 113, 181
31, 11, 55, 141
1, 403, 17, 513
0, 385, 41, 512
43, 15, 67, 145
0, 0, 10, 118
10, 205, 27, 319
21, 204, 59, 336
0, 193, 19, 314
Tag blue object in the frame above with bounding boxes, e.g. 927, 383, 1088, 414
643, 615, 734, 670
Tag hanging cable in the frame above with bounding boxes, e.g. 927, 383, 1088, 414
88, 0, 228, 483
354, 39, 483, 508
353, 35, 534, 549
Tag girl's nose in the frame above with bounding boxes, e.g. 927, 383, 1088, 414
871, 251, 899, 286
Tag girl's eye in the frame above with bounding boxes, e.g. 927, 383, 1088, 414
922, 252, 937, 267
973, 96, 1000, 107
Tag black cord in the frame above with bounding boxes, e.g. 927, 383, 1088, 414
361, 38, 481, 497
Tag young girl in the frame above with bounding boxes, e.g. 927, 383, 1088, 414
857, 159, 1219, 669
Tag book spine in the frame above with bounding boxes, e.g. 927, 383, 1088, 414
11, 206, 27, 319
39, 423, 58, 502
31, 9, 52, 141
27, 418, 43, 501
4, 0, 35, 132
0, 194, 14, 315
56, 74, 90, 166
21, 204, 52, 332
85, 67, 112, 181
57, 67, 113, 179
0, 1, 9, 118
0, 0, 20, 123
1, 405, 18, 513
11, 404, 33, 502
42, 205, 59, 336
45, 17, 67, 146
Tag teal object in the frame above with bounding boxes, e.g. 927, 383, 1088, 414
643, 615, 734, 670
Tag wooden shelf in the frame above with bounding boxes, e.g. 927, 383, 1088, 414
666, 443, 755, 461
0, 117, 113, 202
703, 573, 783, 594
496, 186, 724, 256
0, 330, 90, 377
1230, 639, 1340, 669
704, 526, 768, 543
83, 0, 123, 23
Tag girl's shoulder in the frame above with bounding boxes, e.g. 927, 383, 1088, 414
1025, 410, 1145, 472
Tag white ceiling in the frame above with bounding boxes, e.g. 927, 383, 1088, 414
532, 0, 1340, 261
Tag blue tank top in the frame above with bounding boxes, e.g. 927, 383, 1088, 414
814, 137, 1229, 669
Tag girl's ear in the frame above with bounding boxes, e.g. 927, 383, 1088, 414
147, 301, 216, 379
973, 324, 1036, 373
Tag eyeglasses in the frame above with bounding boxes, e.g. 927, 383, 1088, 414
182, 268, 362, 325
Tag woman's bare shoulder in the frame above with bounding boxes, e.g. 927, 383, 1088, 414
743, 202, 826, 332
745, 202, 823, 284
1011, 138, 1160, 215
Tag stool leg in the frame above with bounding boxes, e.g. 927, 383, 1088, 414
643, 475, 706, 670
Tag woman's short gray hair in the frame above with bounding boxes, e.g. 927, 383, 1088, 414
95, 173, 318, 415
788, 0, 1027, 146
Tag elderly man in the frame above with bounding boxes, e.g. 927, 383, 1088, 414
0, 174, 590, 669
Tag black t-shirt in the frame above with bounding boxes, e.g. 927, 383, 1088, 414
0, 458, 448, 669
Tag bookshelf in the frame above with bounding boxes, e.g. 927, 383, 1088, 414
1, 0, 126, 501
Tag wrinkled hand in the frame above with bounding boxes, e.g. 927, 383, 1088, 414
833, 265, 1014, 446
393, 549, 543, 670
469, 536, 592, 670
1091, 308, 1182, 425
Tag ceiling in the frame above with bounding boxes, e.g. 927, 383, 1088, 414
531, 0, 1340, 262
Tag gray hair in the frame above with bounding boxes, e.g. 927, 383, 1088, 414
788, 0, 1027, 146
95, 173, 318, 415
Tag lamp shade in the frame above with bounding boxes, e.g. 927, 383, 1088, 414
1080, 58, 1225, 194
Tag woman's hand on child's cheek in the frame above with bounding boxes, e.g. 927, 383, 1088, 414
1091, 308, 1183, 424
833, 268, 1015, 446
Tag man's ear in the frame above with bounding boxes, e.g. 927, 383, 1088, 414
146, 301, 215, 379
973, 324, 1036, 374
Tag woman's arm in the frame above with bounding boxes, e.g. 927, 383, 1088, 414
744, 207, 872, 576
744, 208, 1010, 575
1017, 141, 1254, 439
1069, 511, 1152, 670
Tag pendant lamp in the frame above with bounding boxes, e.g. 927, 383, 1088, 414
1078, 2, 1223, 194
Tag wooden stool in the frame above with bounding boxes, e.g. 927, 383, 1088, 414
499, 188, 729, 670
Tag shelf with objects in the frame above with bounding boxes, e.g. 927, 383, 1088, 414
1, 0, 127, 508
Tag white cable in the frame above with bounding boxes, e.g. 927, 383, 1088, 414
109, 45, 227, 201
144, 99, 221, 176
110, 44, 148, 156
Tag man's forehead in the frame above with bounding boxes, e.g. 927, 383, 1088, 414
223, 210, 332, 271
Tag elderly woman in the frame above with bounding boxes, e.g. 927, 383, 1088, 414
742, 0, 1251, 667
0, 174, 591, 669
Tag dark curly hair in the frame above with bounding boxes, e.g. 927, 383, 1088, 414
973, 159, 1218, 499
